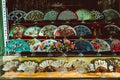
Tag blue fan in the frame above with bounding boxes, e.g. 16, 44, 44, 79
72, 39, 94, 53
6, 39, 30, 53
74, 25, 92, 36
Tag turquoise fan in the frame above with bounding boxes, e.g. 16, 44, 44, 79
6, 39, 30, 53
57, 10, 77, 20
76, 9, 92, 21
72, 39, 94, 53
74, 25, 92, 36
44, 10, 59, 20
25, 10, 44, 21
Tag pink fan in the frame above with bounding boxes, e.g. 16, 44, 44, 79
111, 40, 120, 52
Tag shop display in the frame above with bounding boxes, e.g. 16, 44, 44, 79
1, 0, 120, 79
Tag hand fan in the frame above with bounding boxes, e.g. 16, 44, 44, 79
44, 10, 59, 20
9, 25, 26, 38
103, 9, 120, 21
74, 25, 92, 36
8, 10, 26, 22
39, 25, 57, 37
91, 10, 104, 20
54, 25, 76, 37
73, 39, 94, 53
24, 26, 41, 37
57, 10, 77, 20
6, 39, 30, 53
91, 39, 111, 52
76, 9, 92, 21
25, 10, 44, 21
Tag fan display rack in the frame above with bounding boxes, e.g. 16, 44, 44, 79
0, 0, 120, 79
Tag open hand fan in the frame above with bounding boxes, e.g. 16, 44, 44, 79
17, 61, 38, 72
38, 60, 56, 72
54, 25, 76, 37
8, 10, 26, 22
9, 25, 26, 38
24, 26, 41, 37
104, 25, 120, 36
74, 25, 92, 36
57, 10, 77, 20
76, 9, 92, 21
73, 39, 94, 53
40, 39, 57, 52
44, 10, 59, 20
111, 39, 120, 52
91, 10, 104, 20
39, 25, 57, 37
25, 10, 44, 21
2, 60, 19, 72
6, 39, 30, 53
27, 39, 42, 52
91, 39, 111, 52
103, 9, 120, 21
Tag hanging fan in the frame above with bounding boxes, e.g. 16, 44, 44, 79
9, 25, 26, 38
25, 10, 44, 21
8, 10, 26, 22
76, 9, 92, 21
39, 25, 57, 37
91, 39, 111, 52
44, 10, 59, 20
103, 9, 120, 21
74, 25, 92, 36
38, 60, 56, 72
40, 39, 57, 52
24, 26, 41, 37
111, 39, 120, 52
2, 60, 19, 72
91, 10, 104, 20
27, 39, 42, 52
72, 39, 94, 53
17, 61, 38, 72
54, 25, 76, 37
57, 10, 77, 20
104, 25, 120, 35
6, 39, 30, 53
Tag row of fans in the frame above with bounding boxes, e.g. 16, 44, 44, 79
2, 58, 120, 73
8, 9, 120, 22
9, 24, 120, 38
6, 38, 120, 53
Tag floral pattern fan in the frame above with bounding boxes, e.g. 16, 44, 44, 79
76, 9, 92, 21
91, 39, 111, 52
111, 39, 120, 52
73, 39, 94, 53
74, 25, 92, 37
8, 10, 26, 22
39, 25, 57, 37
6, 39, 30, 53
9, 25, 26, 38
54, 25, 76, 37
24, 26, 41, 37
44, 10, 59, 20
57, 10, 77, 20
25, 10, 44, 21
27, 39, 42, 52
103, 9, 120, 21
39, 39, 57, 52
